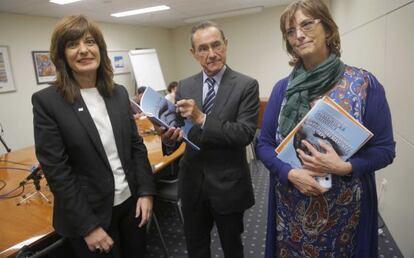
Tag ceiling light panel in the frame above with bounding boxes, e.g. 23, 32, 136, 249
111, 5, 170, 18
49, 0, 83, 5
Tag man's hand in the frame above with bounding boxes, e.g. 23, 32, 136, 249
287, 168, 328, 196
133, 112, 145, 119
153, 125, 184, 146
297, 140, 352, 176
135, 196, 153, 228
84, 227, 114, 253
176, 99, 205, 125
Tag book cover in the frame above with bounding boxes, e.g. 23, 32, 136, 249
276, 96, 373, 188
131, 86, 200, 151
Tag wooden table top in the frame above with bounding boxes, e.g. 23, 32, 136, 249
0, 117, 184, 257
0, 147, 52, 258
136, 117, 185, 172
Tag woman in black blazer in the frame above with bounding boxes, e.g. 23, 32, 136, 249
32, 15, 155, 258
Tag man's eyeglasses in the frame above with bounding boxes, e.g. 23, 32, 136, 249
196, 40, 225, 55
285, 19, 321, 39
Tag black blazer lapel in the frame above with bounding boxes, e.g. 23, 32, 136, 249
104, 94, 126, 168
211, 68, 236, 116
70, 97, 111, 170
192, 72, 204, 109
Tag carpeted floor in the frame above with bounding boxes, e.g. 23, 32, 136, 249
147, 160, 403, 258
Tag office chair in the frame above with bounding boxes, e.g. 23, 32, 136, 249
147, 212, 169, 258
15, 236, 70, 258
156, 177, 184, 224
147, 161, 183, 258
154, 157, 184, 225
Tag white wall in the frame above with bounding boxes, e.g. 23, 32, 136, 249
331, 1, 414, 257
171, 5, 292, 98
0, 13, 175, 153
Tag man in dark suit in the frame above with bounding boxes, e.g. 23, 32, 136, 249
160, 21, 259, 258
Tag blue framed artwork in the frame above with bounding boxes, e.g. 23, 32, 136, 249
108, 50, 130, 74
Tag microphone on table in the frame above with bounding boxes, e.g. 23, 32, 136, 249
21, 163, 43, 184
16, 163, 50, 205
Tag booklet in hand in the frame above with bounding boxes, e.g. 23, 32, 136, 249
131, 86, 200, 151
276, 96, 373, 189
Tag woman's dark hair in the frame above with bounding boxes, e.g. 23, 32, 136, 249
136, 86, 147, 95
167, 81, 178, 93
280, 0, 341, 66
50, 15, 114, 102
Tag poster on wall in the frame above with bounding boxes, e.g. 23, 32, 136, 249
0, 46, 16, 93
108, 50, 130, 74
128, 48, 166, 91
32, 51, 56, 85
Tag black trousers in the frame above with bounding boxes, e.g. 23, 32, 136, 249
68, 197, 146, 258
182, 194, 245, 258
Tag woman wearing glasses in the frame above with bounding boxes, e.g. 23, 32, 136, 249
256, 0, 395, 257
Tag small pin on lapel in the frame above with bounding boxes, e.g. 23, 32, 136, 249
78, 107, 84, 112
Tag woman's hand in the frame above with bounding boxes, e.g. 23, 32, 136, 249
287, 168, 328, 196
135, 196, 153, 228
297, 139, 352, 176
84, 227, 114, 253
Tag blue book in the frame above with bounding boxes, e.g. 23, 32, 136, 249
276, 96, 373, 188
131, 86, 200, 151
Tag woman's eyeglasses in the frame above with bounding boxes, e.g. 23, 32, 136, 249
285, 19, 321, 39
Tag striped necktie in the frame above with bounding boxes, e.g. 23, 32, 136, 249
203, 77, 216, 114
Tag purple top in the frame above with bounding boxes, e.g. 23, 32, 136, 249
256, 68, 396, 258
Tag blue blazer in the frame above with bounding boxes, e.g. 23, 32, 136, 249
256, 70, 395, 258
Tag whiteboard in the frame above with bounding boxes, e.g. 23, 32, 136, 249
128, 49, 166, 91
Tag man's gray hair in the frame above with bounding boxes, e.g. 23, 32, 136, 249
190, 21, 226, 49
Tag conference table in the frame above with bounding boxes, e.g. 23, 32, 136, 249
0, 117, 184, 258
